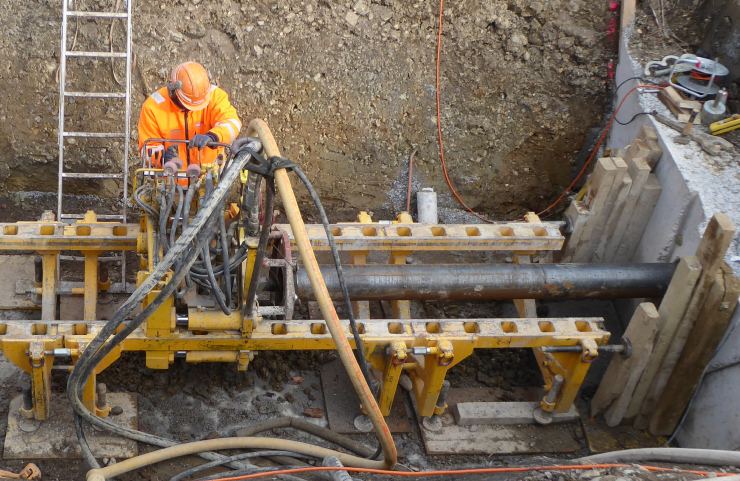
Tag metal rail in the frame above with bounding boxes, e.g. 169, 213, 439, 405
295, 263, 676, 301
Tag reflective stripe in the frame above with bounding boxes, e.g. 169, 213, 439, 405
216, 118, 242, 137
151, 92, 166, 104
222, 123, 236, 143
209, 84, 217, 93
224, 118, 242, 132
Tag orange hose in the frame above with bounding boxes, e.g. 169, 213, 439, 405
535, 85, 664, 217
208, 463, 736, 481
435, 0, 492, 223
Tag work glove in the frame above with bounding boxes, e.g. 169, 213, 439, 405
188, 132, 219, 150
163, 145, 178, 164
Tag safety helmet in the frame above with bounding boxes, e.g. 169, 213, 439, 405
170, 62, 211, 111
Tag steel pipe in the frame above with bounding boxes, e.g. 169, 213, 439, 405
295, 263, 675, 301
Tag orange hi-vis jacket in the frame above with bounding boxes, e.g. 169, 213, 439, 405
138, 86, 241, 169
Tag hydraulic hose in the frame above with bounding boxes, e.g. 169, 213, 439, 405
246, 119, 397, 469
203, 240, 231, 314
244, 176, 275, 317
231, 417, 376, 457
70, 145, 262, 476
169, 183, 184, 248
158, 178, 176, 254
86, 438, 390, 481
171, 451, 320, 481
578, 448, 740, 467
292, 167, 373, 389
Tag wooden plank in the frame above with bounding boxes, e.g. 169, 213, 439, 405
603, 158, 652, 263
592, 164, 632, 263
620, 0, 636, 29
636, 125, 659, 144
320, 358, 410, 433
410, 395, 580, 455
626, 256, 703, 421
614, 173, 662, 263
560, 200, 590, 263
649, 263, 740, 435
663, 86, 685, 106
658, 88, 688, 120
645, 139, 663, 169
453, 402, 578, 426
623, 138, 651, 163
582, 157, 628, 262
611, 148, 627, 159
572, 158, 618, 262
591, 303, 660, 427
3, 393, 137, 459
636, 214, 735, 431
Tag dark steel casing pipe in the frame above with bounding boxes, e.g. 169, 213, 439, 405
294, 263, 675, 301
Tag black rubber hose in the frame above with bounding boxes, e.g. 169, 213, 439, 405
67, 145, 260, 471
244, 176, 275, 317
291, 167, 372, 390
203, 240, 231, 314
159, 178, 176, 254
74, 412, 99, 469
171, 451, 319, 481
218, 202, 232, 307
170, 183, 185, 248
231, 418, 375, 457
179, 180, 202, 293
134, 185, 159, 219
188, 246, 248, 279
291, 166, 382, 461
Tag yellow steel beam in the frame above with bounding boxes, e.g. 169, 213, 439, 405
274, 223, 564, 252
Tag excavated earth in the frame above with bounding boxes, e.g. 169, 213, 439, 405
0, 0, 705, 480
0, 0, 616, 220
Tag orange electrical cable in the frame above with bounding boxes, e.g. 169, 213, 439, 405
535, 85, 664, 217
207, 463, 736, 481
435, 0, 493, 223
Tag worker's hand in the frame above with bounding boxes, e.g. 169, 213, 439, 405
189, 133, 218, 150
163, 145, 178, 164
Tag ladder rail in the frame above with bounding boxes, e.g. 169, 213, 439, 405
57, 0, 69, 222
57, 0, 133, 290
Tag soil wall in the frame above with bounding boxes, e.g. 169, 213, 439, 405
0, 0, 616, 220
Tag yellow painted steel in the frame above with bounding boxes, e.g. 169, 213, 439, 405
0, 317, 610, 418
0, 121, 593, 423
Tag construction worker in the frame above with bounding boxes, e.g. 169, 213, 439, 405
138, 61, 242, 176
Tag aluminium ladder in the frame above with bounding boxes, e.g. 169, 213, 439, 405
57, 0, 133, 291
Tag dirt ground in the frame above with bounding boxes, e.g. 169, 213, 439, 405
0, 0, 617, 221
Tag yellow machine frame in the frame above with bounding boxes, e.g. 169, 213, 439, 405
0, 123, 611, 426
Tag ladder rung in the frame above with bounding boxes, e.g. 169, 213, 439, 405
63, 132, 126, 138
62, 173, 125, 179
67, 11, 128, 18
66, 51, 127, 58
65, 92, 126, 98
61, 214, 125, 220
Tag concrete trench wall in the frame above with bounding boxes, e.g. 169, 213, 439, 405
609, 33, 740, 449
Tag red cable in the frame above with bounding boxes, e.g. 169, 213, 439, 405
436, 0, 492, 223
535, 85, 664, 217
206, 463, 735, 481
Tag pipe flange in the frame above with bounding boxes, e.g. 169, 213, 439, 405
533, 407, 553, 425
19, 416, 41, 433
422, 415, 443, 432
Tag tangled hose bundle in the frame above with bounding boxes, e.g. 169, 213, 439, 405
71, 121, 397, 481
